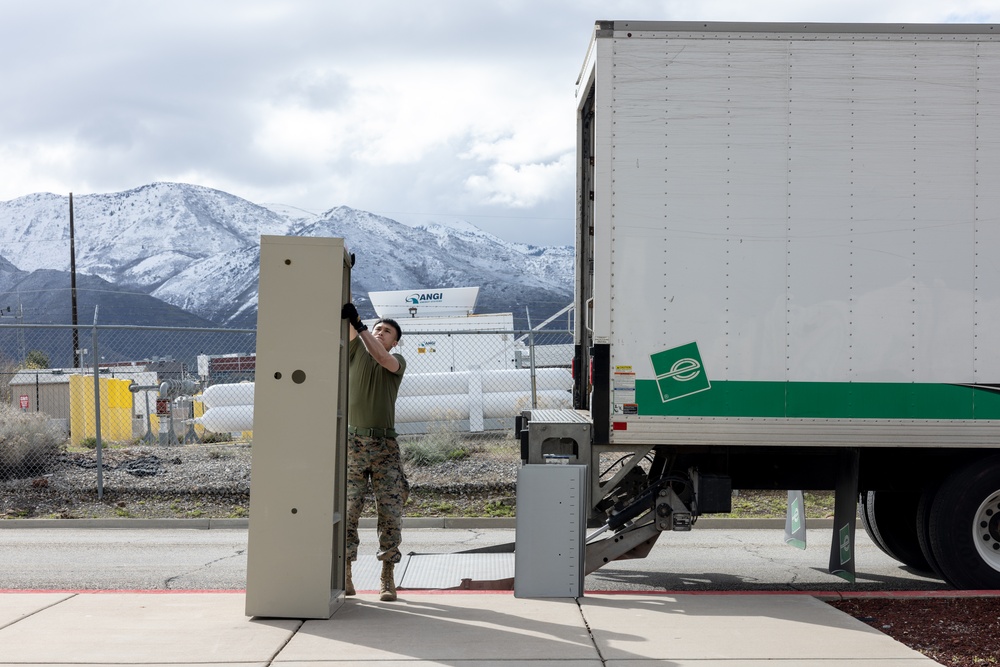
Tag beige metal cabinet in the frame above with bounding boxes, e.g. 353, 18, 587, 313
245, 236, 351, 619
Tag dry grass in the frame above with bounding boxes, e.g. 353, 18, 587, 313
0, 403, 64, 480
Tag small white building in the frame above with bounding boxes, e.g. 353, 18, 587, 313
367, 286, 519, 375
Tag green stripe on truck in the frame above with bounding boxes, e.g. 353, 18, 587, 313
634, 380, 1000, 419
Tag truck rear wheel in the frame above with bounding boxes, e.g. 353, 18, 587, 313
862, 490, 933, 574
915, 482, 945, 579
928, 455, 1000, 589
859, 492, 887, 553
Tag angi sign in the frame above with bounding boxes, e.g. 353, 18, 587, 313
369, 286, 480, 318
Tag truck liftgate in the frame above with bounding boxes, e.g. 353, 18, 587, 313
517, 409, 739, 580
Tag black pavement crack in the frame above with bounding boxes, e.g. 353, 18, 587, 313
163, 548, 245, 589
576, 598, 608, 666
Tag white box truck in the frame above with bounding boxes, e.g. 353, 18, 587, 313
520, 21, 1000, 589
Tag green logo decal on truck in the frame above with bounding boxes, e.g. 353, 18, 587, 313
650, 342, 711, 403
839, 523, 852, 566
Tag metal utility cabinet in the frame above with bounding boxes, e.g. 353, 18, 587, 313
245, 236, 352, 619
531, 21, 1000, 591
514, 463, 587, 598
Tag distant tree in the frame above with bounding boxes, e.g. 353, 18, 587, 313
24, 350, 49, 369
0, 354, 16, 403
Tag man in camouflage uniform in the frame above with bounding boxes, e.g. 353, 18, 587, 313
342, 303, 407, 601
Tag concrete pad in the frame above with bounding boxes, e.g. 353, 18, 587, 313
582, 594, 937, 663
0, 593, 300, 664
276, 593, 599, 663
0, 593, 73, 630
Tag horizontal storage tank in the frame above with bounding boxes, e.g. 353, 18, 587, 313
200, 382, 255, 409
191, 405, 254, 432
191, 372, 572, 433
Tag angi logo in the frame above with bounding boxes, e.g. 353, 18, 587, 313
649, 342, 711, 403
405, 292, 444, 305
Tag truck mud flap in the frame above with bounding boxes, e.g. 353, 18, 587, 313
829, 449, 860, 583
784, 490, 807, 549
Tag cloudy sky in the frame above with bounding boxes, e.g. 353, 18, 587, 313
2, 1, 999, 246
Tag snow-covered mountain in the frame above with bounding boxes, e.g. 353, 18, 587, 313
0, 183, 573, 329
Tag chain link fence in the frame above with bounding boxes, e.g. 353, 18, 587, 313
0, 322, 573, 519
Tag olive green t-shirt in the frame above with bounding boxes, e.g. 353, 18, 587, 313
347, 337, 406, 429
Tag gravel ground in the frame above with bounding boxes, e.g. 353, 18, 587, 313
0, 442, 517, 519
3, 443, 998, 663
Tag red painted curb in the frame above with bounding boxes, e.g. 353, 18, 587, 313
0, 589, 244, 595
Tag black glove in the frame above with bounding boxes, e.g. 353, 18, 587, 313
341, 303, 367, 332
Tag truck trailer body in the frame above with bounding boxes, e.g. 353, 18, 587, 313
523, 21, 1000, 590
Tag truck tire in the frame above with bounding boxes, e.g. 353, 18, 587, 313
915, 482, 945, 579
863, 490, 933, 574
927, 455, 1000, 589
859, 492, 888, 554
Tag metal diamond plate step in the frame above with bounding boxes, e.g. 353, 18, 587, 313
351, 553, 514, 592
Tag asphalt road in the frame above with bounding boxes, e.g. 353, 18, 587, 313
0, 524, 948, 592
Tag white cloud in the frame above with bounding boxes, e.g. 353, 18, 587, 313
465, 154, 575, 209
253, 105, 348, 165
0, 141, 88, 198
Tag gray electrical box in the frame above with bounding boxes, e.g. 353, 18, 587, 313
245, 236, 352, 619
522, 409, 592, 466
514, 464, 586, 598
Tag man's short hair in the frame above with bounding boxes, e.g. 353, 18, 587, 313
375, 318, 402, 342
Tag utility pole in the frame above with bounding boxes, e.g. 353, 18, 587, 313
69, 193, 80, 367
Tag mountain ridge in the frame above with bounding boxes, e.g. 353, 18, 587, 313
0, 182, 574, 332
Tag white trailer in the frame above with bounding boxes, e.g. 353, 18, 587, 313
521, 21, 1000, 589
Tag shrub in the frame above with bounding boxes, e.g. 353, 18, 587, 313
402, 432, 471, 467
25, 350, 49, 369
0, 403, 65, 480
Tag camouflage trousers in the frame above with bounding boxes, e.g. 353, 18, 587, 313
346, 434, 409, 564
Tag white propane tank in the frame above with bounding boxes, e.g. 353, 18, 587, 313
400, 368, 571, 397
394, 389, 570, 422
189, 373, 571, 431
191, 405, 254, 432
199, 382, 255, 409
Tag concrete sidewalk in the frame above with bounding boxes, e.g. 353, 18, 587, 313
0, 590, 938, 666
